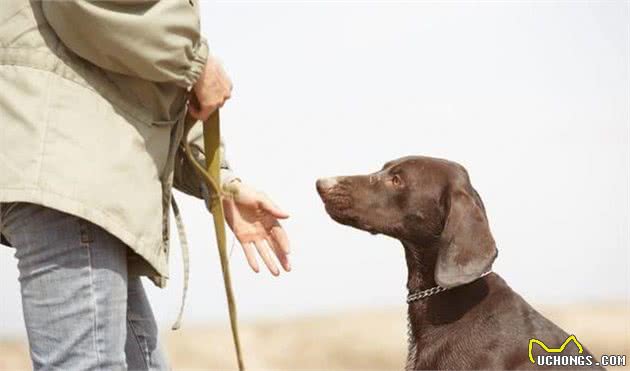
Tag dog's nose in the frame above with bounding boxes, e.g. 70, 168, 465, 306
316, 177, 338, 195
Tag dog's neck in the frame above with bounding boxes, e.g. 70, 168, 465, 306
402, 239, 440, 293
401, 239, 491, 370
402, 239, 440, 369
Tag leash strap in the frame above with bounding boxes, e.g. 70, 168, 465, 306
180, 110, 245, 371
170, 196, 190, 331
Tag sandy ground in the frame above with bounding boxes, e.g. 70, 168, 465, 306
0, 303, 628, 370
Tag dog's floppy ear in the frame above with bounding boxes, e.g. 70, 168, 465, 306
435, 186, 497, 288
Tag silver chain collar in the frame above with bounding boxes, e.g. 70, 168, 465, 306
406, 285, 448, 303
405, 271, 493, 364
406, 271, 492, 304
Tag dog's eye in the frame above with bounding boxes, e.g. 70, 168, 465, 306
392, 174, 402, 187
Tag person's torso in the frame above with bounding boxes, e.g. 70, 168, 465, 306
0, 0, 191, 284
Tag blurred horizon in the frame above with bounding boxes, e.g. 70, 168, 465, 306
2, 303, 629, 369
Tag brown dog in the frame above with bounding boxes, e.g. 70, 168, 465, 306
316, 156, 603, 370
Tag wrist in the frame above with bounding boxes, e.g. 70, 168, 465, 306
222, 178, 242, 197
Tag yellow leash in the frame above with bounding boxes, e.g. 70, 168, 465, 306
181, 110, 245, 371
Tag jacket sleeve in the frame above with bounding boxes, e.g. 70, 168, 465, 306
41, 0, 208, 88
173, 122, 239, 200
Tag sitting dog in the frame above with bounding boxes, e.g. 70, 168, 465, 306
316, 156, 603, 370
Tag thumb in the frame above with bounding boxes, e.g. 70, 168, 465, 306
260, 198, 289, 219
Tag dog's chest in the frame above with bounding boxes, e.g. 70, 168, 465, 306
405, 314, 481, 370
405, 313, 417, 370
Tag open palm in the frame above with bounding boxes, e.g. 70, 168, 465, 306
222, 182, 291, 276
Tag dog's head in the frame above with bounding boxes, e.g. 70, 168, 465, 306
316, 156, 497, 288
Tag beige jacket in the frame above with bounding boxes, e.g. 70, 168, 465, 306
0, 0, 236, 287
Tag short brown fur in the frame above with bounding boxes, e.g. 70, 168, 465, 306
317, 156, 603, 370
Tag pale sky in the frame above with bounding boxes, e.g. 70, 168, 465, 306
1, 1, 628, 337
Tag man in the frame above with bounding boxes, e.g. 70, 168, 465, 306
0, 1, 290, 369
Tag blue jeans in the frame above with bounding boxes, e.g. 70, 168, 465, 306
0, 202, 169, 371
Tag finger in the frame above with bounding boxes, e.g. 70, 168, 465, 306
193, 107, 209, 121
267, 234, 291, 272
200, 104, 218, 120
270, 223, 290, 255
240, 241, 259, 273
259, 198, 289, 219
188, 103, 201, 119
254, 240, 279, 276
195, 98, 219, 119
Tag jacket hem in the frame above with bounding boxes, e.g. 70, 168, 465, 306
0, 188, 169, 288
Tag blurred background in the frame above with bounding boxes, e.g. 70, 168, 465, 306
1, 1, 628, 370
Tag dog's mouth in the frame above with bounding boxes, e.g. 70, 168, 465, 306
317, 178, 350, 206
363, 225, 379, 235
317, 181, 380, 235
326, 210, 379, 235
318, 191, 352, 220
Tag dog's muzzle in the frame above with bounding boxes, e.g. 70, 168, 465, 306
316, 177, 339, 195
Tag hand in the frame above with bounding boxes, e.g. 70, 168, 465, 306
188, 54, 232, 121
222, 181, 291, 276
